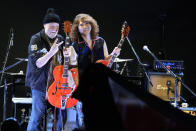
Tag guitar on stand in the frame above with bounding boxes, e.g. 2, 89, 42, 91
96, 21, 130, 68
47, 21, 78, 109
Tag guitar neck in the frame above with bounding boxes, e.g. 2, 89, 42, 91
117, 37, 125, 49
62, 56, 69, 78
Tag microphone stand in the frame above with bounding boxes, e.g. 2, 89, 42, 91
0, 59, 27, 123
3, 79, 8, 121
144, 47, 196, 108
126, 37, 153, 87
0, 28, 14, 121
0, 28, 14, 89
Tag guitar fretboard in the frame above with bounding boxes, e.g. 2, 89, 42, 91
108, 38, 125, 68
62, 57, 69, 78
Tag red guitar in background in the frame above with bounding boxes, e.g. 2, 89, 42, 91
97, 21, 130, 68
47, 21, 79, 109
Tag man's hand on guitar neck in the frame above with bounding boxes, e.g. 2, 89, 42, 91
105, 47, 121, 60
63, 46, 71, 57
63, 46, 78, 66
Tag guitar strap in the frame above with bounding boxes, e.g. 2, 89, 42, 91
90, 40, 96, 63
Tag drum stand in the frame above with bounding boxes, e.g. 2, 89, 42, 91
0, 58, 27, 121
3, 79, 8, 121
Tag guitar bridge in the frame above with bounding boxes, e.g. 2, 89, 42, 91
61, 95, 70, 109
61, 97, 66, 109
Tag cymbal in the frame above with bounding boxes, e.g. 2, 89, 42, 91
4, 71, 24, 75
114, 58, 133, 62
15, 58, 28, 61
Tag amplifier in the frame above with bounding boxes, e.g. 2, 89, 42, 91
148, 72, 181, 101
154, 60, 184, 73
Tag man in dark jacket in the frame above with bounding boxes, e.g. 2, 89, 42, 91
25, 8, 77, 131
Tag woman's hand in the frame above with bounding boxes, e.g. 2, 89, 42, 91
111, 47, 121, 57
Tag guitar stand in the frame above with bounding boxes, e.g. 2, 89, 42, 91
173, 79, 180, 107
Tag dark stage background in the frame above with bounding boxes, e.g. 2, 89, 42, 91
0, 0, 194, 123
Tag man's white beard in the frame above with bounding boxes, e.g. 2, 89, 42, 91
46, 31, 58, 39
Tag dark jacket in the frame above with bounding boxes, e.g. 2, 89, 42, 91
25, 29, 63, 92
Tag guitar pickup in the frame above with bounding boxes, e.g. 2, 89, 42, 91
62, 74, 68, 78
64, 65, 69, 69
61, 83, 68, 87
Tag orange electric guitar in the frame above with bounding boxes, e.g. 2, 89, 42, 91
47, 21, 78, 109
97, 21, 130, 68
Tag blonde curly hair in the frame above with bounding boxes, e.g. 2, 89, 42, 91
70, 13, 99, 42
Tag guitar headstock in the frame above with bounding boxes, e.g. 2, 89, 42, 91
121, 21, 130, 39
63, 21, 72, 47
63, 21, 72, 37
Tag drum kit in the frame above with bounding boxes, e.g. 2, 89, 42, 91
0, 57, 29, 128
113, 58, 134, 75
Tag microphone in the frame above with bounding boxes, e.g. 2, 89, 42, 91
143, 45, 156, 59
143, 45, 150, 52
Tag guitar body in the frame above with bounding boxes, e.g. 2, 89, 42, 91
47, 65, 78, 108
96, 59, 110, 67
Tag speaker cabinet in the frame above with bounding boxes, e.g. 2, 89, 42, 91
148, 72, 181, 101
